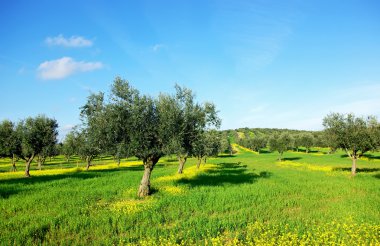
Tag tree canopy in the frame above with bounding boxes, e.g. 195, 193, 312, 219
16, 115, 58, 177
323, 113, 380, 175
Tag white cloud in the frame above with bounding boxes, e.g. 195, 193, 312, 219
37, 57, 103, 80
45, 34, 93, 47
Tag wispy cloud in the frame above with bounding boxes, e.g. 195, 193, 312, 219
214, 1, 296, 71
45, 34, 93, 47
152, 43, 165, 52
18, 67, 26, 75
37, 57, 103, 80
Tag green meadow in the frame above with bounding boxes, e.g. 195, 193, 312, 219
1, 146, 379, 245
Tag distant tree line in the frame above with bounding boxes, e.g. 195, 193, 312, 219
220, 117, 380, 175
0, 116, 58, 177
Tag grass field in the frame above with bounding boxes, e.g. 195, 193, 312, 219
1, 146, 379, 245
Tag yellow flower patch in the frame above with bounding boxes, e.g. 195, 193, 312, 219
162, 185, 184, 195
277, 161, 333, 172
235, 145, 258, 154
110, 198, 153, 214
155, 164, 217, 182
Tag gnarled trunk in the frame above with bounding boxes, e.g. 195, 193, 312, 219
25, 154, 35, 177
177, 156, 187, 174
138, 156, 160, 197
138, 166, 153, 197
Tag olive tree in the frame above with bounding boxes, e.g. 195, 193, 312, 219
159, 85, 220, 174
79, 77, 220, 197
91, 78, 167, 197
248, 136, 267, 153
16, 115, 58, 177
79, 92, 109, 170
300, 133, 315, 153
192, 130, 221, 168
130, 94, 166, 197
323, 113, 379, 176
62, 131, 77, 163
36, 144, 56, 170
0, 120, 21, 171
269, 133, 293, 161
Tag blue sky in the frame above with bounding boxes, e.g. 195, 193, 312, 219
1, 0, 379, 140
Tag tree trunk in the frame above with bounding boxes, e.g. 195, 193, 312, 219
117, 158, 121, 167
25, 154, 35, 177
177, 156, 187, 174
278, 152, 282, 162
86, 156, 92, 171
38, 157, 42, 170
138, 166, 153, 197
11, 154, 17, 172
351, 157, 357, 176
138, 156, 160, 197
196, 158, 202, 169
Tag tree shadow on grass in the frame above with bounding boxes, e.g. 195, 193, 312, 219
176, 162, 271, 187
0, 165, 144, 186
373, 173, 380, 179
362, 153, 380, 160
332, 167, 380, 173
282, 157, 302, 161
217, 155, 236, 158
258, 149, 271, 154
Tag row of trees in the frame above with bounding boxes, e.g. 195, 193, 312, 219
0, 116, 58, 177
1, 77, 379, 191
236, 130, 326, 156
229, 114, 380, 176
61, 77, 221, 197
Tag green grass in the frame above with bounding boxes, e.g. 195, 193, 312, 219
1, 147, 379, 245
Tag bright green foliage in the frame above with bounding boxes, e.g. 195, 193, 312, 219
323, 113, 379, 175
